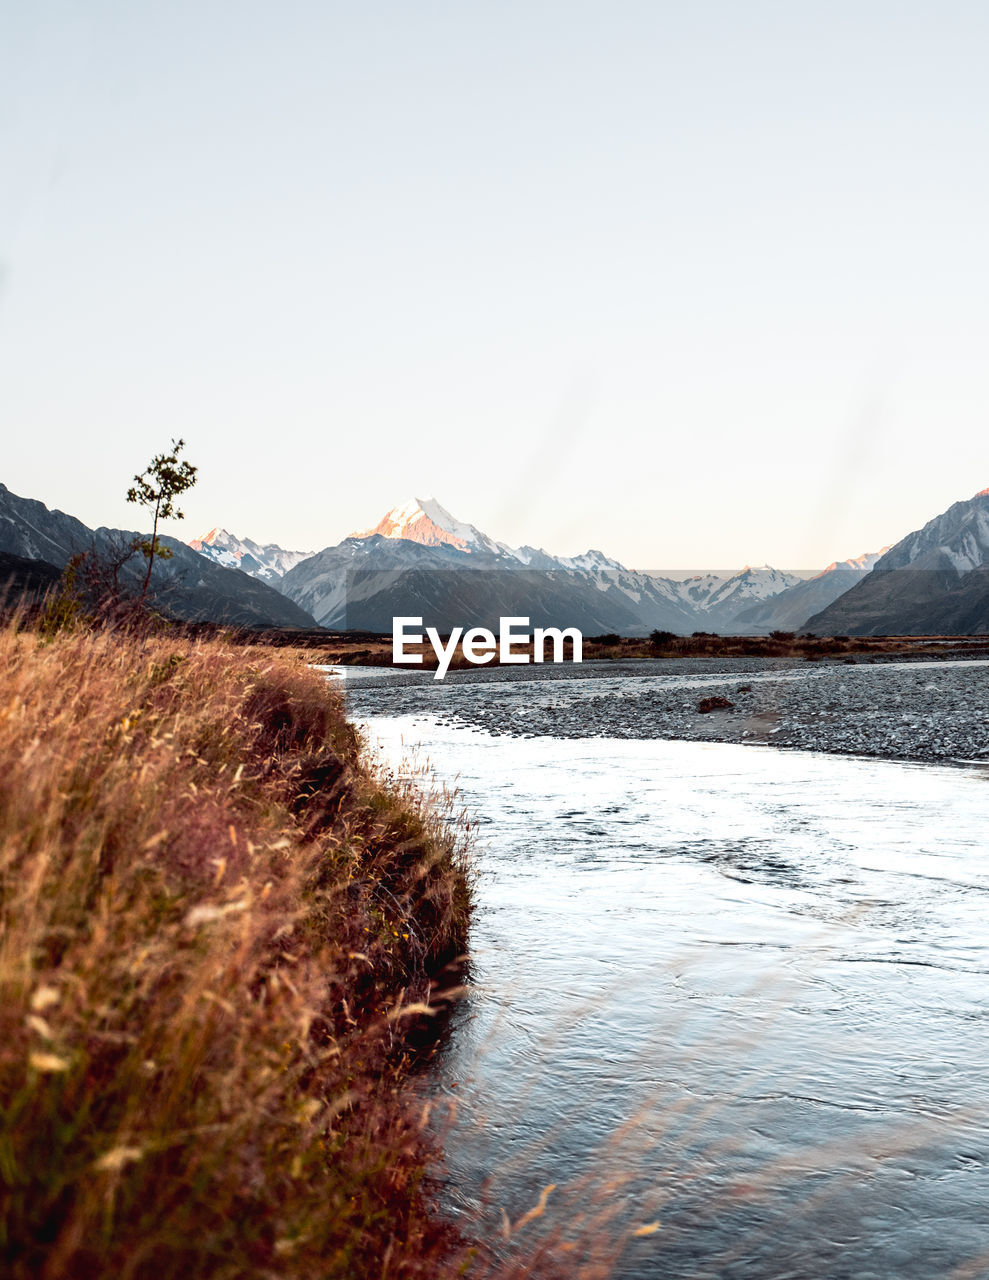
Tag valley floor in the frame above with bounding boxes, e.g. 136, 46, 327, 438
343, 655, 989, 764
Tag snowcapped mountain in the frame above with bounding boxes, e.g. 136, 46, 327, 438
350, 498, 519, 559
733, 550, 888, 633
870, 490, 989, 575
184, 494, 912, 636
188, 528, 314, 583
280, 537, 674, 634
279, 498, 801, 633
667, 566, 802, 629
807, 489, 989, 634
709, 565, 802, 605
350, 499, 628, 573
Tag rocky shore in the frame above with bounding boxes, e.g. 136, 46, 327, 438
343, 656, 989, 764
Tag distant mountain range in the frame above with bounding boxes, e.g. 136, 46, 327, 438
272, 499, 814, 633
188, 528, 314, 583
277, 505, 694, 634
733, 550, 889, 633
184, 497, 878, 634
0, 484, 316, 629
5, 479, 988, 635
189, 490, 989, 635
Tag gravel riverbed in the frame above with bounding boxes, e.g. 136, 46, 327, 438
341, 656, 989, 764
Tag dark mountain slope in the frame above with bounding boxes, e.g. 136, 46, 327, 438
0, 483, 317, 629
807, 491, 989, 635
0, 551, 63, 606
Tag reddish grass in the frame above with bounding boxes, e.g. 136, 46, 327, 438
0, 624, 473, 1278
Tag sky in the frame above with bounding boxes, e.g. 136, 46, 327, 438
2, 1, 988, 570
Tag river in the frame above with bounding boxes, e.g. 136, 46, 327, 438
351, 666, 989, 1278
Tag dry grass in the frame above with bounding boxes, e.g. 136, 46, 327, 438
586, 631, 989, 662
213, 625, 989, 671
0, 623, 473, 1279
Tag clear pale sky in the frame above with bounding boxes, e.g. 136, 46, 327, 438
2, 2, 988, 569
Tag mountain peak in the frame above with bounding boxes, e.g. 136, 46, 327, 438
351, 498, 496, 554
816, 546, 891, 577
188, 529, 314, 583
192, 527, 235, 548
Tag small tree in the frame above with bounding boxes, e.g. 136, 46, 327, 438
127, 438, 198, 601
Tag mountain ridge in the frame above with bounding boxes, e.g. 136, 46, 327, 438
17, 483, 988, 636
0, 483, 317, 629
733, 549, 889, 633
806, 489, 989, 635
277, 499, 816, 633
189, 528, 314, 583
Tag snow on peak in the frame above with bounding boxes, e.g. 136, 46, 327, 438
565, 548, 626, 572
352, 497, 482, 551
815, 547, 890, 577
672, 565, 801, 612
188, 529, 314, 582
195, 528, 230, 546
878, 489, 989, 574
350, 497, 528, 560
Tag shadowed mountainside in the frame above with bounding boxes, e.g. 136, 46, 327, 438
807, 491, 989, 635
0, 483, 317, 629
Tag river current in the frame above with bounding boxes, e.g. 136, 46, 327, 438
358, 686, 989, 1278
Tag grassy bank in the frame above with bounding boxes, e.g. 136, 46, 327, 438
0, 624, 473, 1278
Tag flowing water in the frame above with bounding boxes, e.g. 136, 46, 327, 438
359, 692, 989, 1278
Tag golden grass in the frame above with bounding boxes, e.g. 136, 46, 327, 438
0, 623, 473, 1278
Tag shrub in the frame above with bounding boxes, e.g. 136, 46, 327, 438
697, 695, 734, 713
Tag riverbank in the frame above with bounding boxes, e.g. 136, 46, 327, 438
344, 656, 989, 763
0, 625, 473, 1278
